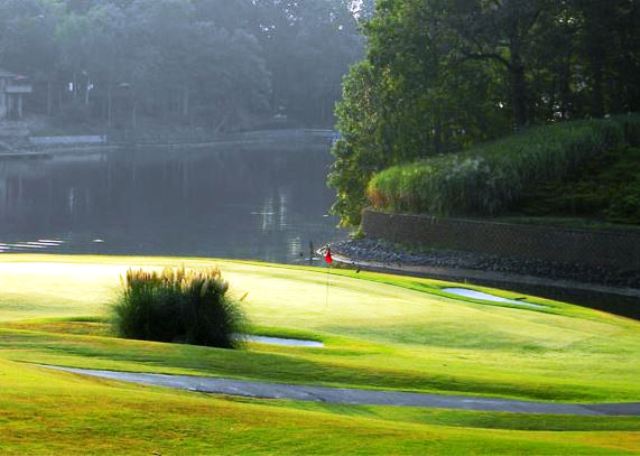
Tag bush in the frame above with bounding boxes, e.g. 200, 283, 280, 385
368, 115, 640, 217
112, 267, 246, 348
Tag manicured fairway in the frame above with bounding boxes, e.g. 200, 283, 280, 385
1, 254, 639, 454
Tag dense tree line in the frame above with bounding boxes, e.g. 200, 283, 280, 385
0, 0, 365, 131
329, 0, 640, 226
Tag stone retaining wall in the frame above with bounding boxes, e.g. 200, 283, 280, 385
361, 210, 640, 270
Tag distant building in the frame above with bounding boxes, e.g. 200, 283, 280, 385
0, 69, 32, 120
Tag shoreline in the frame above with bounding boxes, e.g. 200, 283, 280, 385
0, 144, 119, 159
331, 239, 640, 319
0, 128, 337, 159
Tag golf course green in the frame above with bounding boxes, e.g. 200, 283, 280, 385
1, 254, 639, 454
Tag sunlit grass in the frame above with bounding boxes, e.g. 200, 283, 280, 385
4, 359, 639, 455
1, 254, 640, 401
1, 254, 639, 453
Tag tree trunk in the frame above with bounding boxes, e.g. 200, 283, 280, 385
559, 53, 572, 119
433, 112, 443, 155
214, 112, 230, 133
583, 2, 608, 117
590, 57, 605, 117
182, 86, 190, 118
131, 100, 137, 130
510, 55, 528, 129
47, 80, 53, 116
85, 79, 91, 106
107, 85, 113, 128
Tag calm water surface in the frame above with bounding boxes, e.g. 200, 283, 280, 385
0, 133, 345, 263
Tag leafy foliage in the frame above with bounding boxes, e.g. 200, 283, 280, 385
329, 0, 511, 226
329, 0, 640, 226
0, 0, 363, 129
367, 116, 639, 218
112, 267, 246, 348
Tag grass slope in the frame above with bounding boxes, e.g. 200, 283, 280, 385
4, 359, 639, 455
1, 254, 639, 454
368, 115, 640, 223
517, 144, 640, 224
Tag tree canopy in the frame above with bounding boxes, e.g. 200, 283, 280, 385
329, 0, 640, 226
0, 0, 364, 130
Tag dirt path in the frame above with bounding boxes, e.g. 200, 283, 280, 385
46, 366, 640, 416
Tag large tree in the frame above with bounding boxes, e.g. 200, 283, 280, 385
329, 0, 640, 226
329, 0, 511, 226
447, 0, 550, 129
0, 0, 63, 115
255, 0, 363, 126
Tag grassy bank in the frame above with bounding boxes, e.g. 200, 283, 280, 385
6, 360, 640, 455
1, 255, 639, 453
517, 144, 640, 224
368, 115, 640, 223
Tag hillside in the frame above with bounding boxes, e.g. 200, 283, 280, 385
368, 116, 640, 226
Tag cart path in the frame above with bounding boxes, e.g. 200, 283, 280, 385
44, 366, 640, 416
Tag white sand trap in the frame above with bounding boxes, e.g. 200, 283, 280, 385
240, 335, 324, 348
29, 241, 63, 247
8, 243, 48, 249
442, 288, 547, 310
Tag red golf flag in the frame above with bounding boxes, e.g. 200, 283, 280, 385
324, 248, 333, 264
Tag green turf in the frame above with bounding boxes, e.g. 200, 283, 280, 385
4, 359, 640, 455
1, 254, 639, 454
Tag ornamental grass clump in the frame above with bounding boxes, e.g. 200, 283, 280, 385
112, 267, 246, 348
368, 116, 640, 216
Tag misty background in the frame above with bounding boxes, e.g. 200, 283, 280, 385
0, 0, 372, 260
0, 0, 370, 134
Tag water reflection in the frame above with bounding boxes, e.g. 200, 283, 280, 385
0, 135, 344, 263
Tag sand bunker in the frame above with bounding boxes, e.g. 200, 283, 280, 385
239, 335, 324, 348
442, 288, 547, 310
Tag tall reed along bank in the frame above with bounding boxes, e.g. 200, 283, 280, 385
367, 116, 640, 222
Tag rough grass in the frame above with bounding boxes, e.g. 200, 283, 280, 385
1, 254, 640, 453
517, 145, 640, 224
368, 115, 640, 217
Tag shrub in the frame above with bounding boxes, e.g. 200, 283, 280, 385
368, 116, 640, 217
112, 267, 246, 348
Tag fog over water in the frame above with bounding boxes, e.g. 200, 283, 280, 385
0, 135, 344, 263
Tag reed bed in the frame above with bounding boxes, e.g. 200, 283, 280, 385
368, 115, 640, 216
112, 267, 246, 348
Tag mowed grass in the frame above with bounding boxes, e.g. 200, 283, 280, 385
1, 254, 640, 454
3, 359, 640, 455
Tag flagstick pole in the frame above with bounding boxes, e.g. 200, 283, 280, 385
325, 263, 330, 310
324, 246, 332, 310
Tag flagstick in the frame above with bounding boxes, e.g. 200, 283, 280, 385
325, 263, 330, 310
323, 246, 332, 310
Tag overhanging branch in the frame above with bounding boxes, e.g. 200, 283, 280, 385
461, 50, 511, 70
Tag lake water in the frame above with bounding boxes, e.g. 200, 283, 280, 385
0, 132, 345, 263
